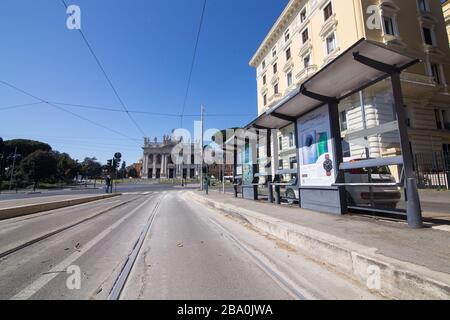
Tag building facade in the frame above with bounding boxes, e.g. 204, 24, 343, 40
249, 0, 450, 173
444, 0, 450, 47
142, 135, 201, 180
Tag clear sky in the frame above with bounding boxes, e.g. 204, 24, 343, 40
0, 0, 289, 165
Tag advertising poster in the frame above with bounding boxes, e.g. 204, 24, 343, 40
297, 105, 336, 186
242, 142, 253, 185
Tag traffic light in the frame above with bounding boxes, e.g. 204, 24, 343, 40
107, 159, 113, 169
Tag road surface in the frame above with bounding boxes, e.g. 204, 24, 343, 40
0, 189, 379, 300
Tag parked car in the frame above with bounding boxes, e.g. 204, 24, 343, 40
285, 158, 401, 208
343, 159, 401, 209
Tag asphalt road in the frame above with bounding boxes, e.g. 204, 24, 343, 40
0, 182, 197, 201
0, 189, 379, 300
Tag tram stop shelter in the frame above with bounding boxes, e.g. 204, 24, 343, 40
226, 38, 424, 229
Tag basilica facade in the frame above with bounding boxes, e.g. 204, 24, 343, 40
141, 135, 201, 180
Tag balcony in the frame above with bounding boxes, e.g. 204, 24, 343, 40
260, 85, 268, 95
296, 65, 317, 83
298, 39, 312, 58
268, 93, 282, 104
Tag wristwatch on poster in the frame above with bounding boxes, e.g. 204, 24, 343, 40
323, 154, 333, 177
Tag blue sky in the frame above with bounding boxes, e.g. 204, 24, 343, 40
0, 0, 289, 165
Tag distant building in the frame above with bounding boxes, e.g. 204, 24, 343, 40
207, 163, 234, 179
132, 160, 143, 178
142, 135, 201, 180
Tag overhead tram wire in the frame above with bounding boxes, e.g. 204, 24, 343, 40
0, 102, 44, 111
0, 79, 140, 143
180, 0, 207, 128
60, 0, 147, 137
45, 101, 254, 118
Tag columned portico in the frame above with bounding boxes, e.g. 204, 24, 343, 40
142, 135, 200, 180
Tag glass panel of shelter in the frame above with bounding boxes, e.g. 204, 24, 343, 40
338, 83, 405, 212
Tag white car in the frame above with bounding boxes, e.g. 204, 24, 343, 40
343, 160, 401, 209
285, 159, 402, 209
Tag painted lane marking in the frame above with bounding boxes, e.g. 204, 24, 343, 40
10, 196, 156, 300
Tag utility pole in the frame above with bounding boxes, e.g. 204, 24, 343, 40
9, 147, 17, 191
200, 104, 204, 191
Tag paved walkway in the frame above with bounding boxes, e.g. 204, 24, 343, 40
197, 190, 450, 276
0, 194, 107, 210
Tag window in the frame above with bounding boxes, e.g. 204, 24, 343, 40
279, 136, 283, 151
340, 111, 348, 131
326, 33, 336, 55
423, 27, 434, 46
303, 54, 311, 68
431, 63, 441, 84
302, 29, 309, 44
323, 2, 333, 21
444, 144, 450, 155
289, 156, 297, 169
418, 0, 429, 12
285, 29, 290, 42
263, 94, 267, 106
442, 110, 450, 130
342, 139, 351, 158
300, 8, 307, 23
286, 47, 291, 61
274, 83, 279, 94
278, 159, 284, 170
435, 109, 443, 129
272, 47, 277, 57
435, 109, 450, 130
262, 75, 266, 85
289, 132, 295, 148
262, 60, 266, 70
287, 72, 293, 87
273, 63, 278, 74
383, 16, 395, 36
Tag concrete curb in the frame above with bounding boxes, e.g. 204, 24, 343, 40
189, 191, 450, 300
0, 194, 121, 221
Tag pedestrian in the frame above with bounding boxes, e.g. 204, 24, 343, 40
105, 175, 111, 193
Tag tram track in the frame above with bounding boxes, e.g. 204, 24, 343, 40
0, 195, 147, 260
108, 195, 164, 300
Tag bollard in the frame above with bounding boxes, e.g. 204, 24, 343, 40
274, 185, 281, 205
406, 178, 423, 229
268, 182, 274, 203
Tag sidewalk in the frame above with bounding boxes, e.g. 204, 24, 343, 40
0, 194, 119, 220
189, 190, 450, 299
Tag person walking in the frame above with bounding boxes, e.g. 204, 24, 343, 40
105, 175, 112, 194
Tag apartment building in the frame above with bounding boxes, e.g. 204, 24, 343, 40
445, 0, 450, 46
249, 0, 450, 172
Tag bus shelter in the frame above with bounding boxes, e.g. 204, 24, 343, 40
226, 39, 423, 229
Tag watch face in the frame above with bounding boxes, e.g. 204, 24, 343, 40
323, 159, 333, 172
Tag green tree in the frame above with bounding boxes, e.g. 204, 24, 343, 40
19, 151, 58, 189
0, 137, 5, 189
80, 157, 102, 179
127, 167, 138, 178
4, 139, 51, 160
119, 161, 127, 178
55, 152, 79, 182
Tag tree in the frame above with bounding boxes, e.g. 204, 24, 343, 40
4, 139, 51, 160
80, 157, 102, 180
0, 137, 5, 189
127, 167, 138, 178
19, 151, 58, 188
119, 161, 127, 178
55, 152, 79, 182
